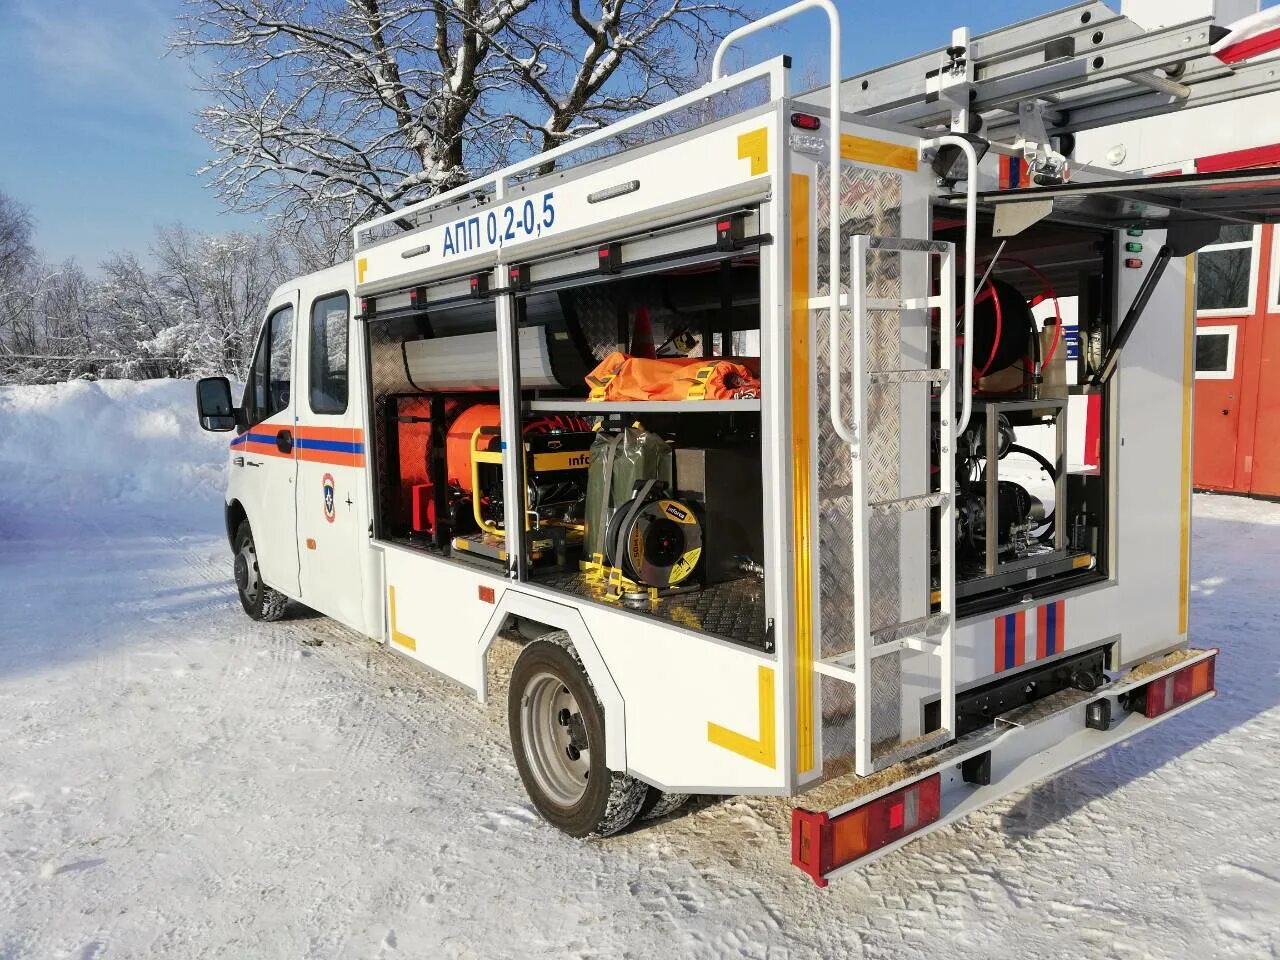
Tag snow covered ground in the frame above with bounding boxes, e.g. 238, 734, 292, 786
2, 379, 1278, 959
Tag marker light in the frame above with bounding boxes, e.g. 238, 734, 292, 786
790, 112, 822, 130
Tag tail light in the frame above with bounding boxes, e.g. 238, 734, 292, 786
790, 112, 822, 130
792, 774, 941, 886
1141, 655, 1216, 718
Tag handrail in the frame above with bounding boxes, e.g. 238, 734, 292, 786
921, 135, 979, 435
355, 54, 790, 247
716, 1, 843, 447
830, 235, 867, 444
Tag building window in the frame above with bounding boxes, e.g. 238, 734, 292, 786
309, 292, 350, 415
1196, 225, 1256, 315
1194, 325, 1237, 380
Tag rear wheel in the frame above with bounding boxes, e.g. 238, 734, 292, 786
509, 633, 646, 838
232, 521, 289, 622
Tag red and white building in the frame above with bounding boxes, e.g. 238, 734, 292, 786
1076, 0, 1280, 495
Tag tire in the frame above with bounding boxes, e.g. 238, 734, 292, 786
508, 632, 646, 838
232, 521, 289, 622
637, 786, 689, 822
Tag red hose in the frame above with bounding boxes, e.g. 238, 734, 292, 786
1002, 256, 1063, 364
972, 276, 1003, 379
966, 256, 1063, 383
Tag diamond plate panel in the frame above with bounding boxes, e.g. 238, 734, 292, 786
367, 319, 419, 524
562, 285, 627, 360
814, 164, 909, 769
535, 569, 768, 649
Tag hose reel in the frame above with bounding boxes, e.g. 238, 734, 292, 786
604, 480, 703, 589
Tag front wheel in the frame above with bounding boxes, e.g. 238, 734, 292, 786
232, 521, 289, 622
508, 633, 646, 838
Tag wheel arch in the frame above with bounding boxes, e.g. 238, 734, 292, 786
479, 590, 627, 773
224, 499, 248, 548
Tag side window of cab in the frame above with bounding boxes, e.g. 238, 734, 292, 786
242, 305, 294, 427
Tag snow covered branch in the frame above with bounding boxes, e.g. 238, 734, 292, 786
172, 0, 750, 239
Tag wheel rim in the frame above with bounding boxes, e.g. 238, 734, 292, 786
520, 671, 591, 808
235, 538, 261, 604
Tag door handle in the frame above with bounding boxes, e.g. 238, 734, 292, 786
276, 429, 294, 453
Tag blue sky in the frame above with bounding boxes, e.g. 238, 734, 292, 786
0, 0, 1263, 267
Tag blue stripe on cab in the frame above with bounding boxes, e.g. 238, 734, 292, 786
295, 438, 365, 454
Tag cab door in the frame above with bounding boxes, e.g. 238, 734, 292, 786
293, 286, 367, 631
232, 294, 301, 595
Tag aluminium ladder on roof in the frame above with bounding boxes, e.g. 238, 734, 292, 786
806, 1, 1280, 144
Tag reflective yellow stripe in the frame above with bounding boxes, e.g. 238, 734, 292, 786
707, 665, 777, 768
840, 134, 919, 172
357, 257, 368, 285
1180, 257, 1195, 635
738, 128, 769, 176
790, 172, 815, 773
388, 586, 418, 651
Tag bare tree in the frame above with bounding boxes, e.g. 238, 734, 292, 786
0, 191, 38, 349
0, 191, 34, 282
173, 0, 749, 253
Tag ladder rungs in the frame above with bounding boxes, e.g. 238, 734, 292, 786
865, 296, 933, 311
813, 657, 857, 683
872, 613, 951, 645
866, 727, 954, 775
868, 368, 950, 385
868, 492, 948, 514
866, 236, 952, 255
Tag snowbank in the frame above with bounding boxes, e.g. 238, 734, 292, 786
0, 379, 229, 536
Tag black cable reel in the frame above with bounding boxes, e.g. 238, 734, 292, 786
604, 479, 703, 589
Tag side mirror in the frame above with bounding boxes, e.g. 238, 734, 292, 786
196, 376, 237, 432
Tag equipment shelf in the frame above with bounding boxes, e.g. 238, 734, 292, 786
525, 399, 761, 413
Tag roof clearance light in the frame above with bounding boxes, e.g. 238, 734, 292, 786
1141, 655, 1216, 718
790, 112, 822, 130
792, 774, 942, 885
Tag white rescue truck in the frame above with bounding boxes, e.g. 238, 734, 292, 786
195, 1, 1280, 884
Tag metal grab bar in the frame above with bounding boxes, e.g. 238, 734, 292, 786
920, 135, 979, 435
715, 0, 844, 444
829, 235, 869, 444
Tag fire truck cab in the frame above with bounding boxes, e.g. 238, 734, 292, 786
195, 0, 1280, 884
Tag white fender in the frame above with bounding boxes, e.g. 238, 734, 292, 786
477, 589, 627, 772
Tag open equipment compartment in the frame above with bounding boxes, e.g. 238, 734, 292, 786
360, 187, 774, 651
933, 212, 1115, 617
501, 210, 771, 651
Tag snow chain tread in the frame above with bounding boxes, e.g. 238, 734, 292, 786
258, 588, 289, 622
641, 790, 690, 821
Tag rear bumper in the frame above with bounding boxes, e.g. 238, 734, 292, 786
793, 646, 1218, 886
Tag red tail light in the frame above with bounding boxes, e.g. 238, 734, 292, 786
792, 774, 941, 886
790, 112, 822, 130
1142, 655, 1216, 718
